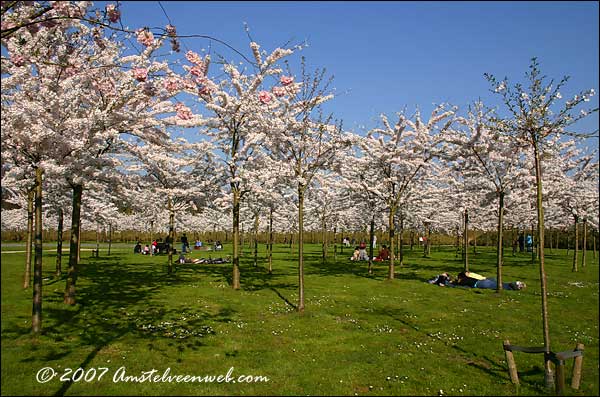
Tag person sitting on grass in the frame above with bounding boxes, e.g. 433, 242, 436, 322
350, 247, 360, 261
358, 242, 369, 261
374, 244, 390, 262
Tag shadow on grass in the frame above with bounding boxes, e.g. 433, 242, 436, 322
7, 254, 240, 396
269, 287, 297, 310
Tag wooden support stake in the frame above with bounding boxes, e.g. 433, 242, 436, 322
555, 359, 565, 395
504, 340, 519, 385
571, 343, 584, 390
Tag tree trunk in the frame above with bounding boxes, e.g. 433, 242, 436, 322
426, 226, 432, 257
32, 168, 43, 333
95, 222, 100, 258
232, 188, 241, 289
56, 208, 63, 277
581, 218, 587, 268
298, 186, 305, 312
23, 189, 34, 289
593, 229, 596, 260
108, 223, 112, 256
464, 209, 469, 272
368, 215, 374, 275
534, 144, 553, 389
253, 211, 259, 267
531, 223, 536, 264
321, 215, 327, 264
333, 226, 337, 261
455, 226, 461, 258
388, 206, 396, 280
399, 213, 404, 267
572, 215, 579, 272
77, 226, 81, 264
64, 184, 83, 305
268, 207, 273, 274
496, 191, 505, 292
167, 198, 174, 274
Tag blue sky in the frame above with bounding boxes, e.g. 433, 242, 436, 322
113, 0, 599, 147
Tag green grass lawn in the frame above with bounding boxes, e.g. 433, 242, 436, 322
1, 241, 598, 396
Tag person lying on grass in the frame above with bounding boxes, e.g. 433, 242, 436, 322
178, 254, 231, 264
428, 271, 526, 290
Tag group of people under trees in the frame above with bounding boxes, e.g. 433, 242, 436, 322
135, 233, 225, 256
134, 238, 172, 255
350, 241, 390, 262
428, 271, 526, 291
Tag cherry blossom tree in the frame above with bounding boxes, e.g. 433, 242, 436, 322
178, 42, 296, 289
356, 104, 456, 280
122, 137, 218, 273
265, 61, 350, 312
448, 102, 526, 291
485, 57, 599, 388
2, 2, 197, 320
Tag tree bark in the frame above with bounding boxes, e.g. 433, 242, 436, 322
298, 185, 305, 312
496, 191, 505, 292
232, 188, 241, 289
464, 209, 469, 272
388, 206, 396, 280
581, 218, 587, 268
55, 208, 63, 277
399, 213, 404, 267
534, 144, 553, 389
253, 211, 259, 267
23, 189, 34, 289
426, 226, 432, 257
108, 223, 112, 256
64, 184, 83, 305
268, 207, 273, 274
333, 225, 337, 261
321, 215, 327, 264
167, 198, 174, 274
368, 215, 374, 275
531, 223, 536, 264
95, 223, 100, 258
32, 168, 43, 333
77, 226, 81, 264
572, 215, 579, 272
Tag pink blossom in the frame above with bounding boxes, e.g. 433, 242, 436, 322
164, 77, 180, 92
258, 91, 271, 104
133, 68, 148, 82
95, 79, 115, 96
183, 79, 196, 90
1, 21, 16, 31
64, 66, 78, 77
186, 51, 203, 65
51, 1, 70, 15
272, 86, 286, 97
280, 76, 294, 86
166, 24, 177, 37
136, 29, 154, 47
106, 4, 120, 23
175, 103, 193, 120
189, 65, 204, 77
11, 54, 26, 67
198, 85, 212, 96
